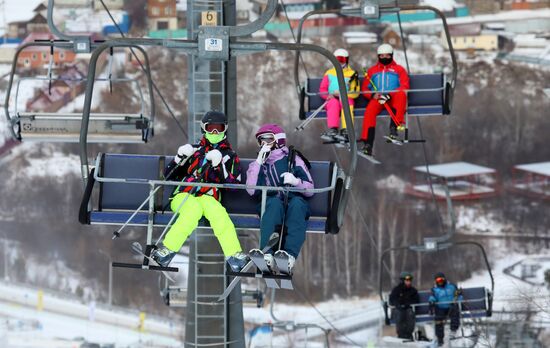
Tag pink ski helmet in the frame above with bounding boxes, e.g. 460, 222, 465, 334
255, 123, 286, 147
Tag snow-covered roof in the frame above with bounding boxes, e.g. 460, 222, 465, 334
414, 162, 496, 178
515, 162, 550, 177
1, 0, 44, 27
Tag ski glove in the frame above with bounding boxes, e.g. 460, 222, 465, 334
281, 172, 301, 186
175, 144, 195, 164
378, 94, 391, 105
256, 144, 271, 165
205, 149, 223, 167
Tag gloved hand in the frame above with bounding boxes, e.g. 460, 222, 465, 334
175, 144, 195, 164
281, 172, 301, 186
205, 149, 223, 167
378, 94, 391, 104
256, 144, 271, 165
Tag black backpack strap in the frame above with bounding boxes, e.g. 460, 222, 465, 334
293, 148, 311, 169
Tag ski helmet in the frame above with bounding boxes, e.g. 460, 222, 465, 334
334, 48, 349, 64
400, 271, 413, 281
255, 124, 286, 148
377, 44, 394, 55
201, 110, 228, 134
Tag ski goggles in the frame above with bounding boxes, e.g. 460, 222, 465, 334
256, 133, 276, 146
435, 277, 445, 284
336, 56, 348, 64
202, 122, 227, 134
403, 276, 413, 281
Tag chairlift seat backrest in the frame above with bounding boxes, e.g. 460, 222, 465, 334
84, 153, 337, 233
386, 286, 490, 324
305, 73, 446, 118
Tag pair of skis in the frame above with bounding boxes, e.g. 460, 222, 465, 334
218, 233, 293, 302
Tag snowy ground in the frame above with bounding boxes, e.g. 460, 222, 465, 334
0, 282, 183, 348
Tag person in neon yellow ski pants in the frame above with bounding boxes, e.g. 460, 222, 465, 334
163, 192, 241, 256
152, 110, 248, 272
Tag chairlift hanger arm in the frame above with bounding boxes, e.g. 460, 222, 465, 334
378, 241, 495, 302
47, 0, 92, 48
453, 241, 494, 295
79, 38, 357, 189
80, 42, 157, 181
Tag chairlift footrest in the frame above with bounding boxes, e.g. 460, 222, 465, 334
112, 262, 178, 272
226, 270, 292, 280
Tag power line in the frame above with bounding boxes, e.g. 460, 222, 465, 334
99, 0, 188, 138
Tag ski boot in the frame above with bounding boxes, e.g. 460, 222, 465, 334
320, 128, 339, 142
264, 253, 277, 272
274, 250, 296, 275
151, 246, 176, 267
449, 330, 458, 340
361, 143, 374, 157
334, 128, 349, 143
226, 252, 250, 272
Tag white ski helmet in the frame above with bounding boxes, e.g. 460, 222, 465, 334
377, 43, 394, 55
333, 48, 349, 58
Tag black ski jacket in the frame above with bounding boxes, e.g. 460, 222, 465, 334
389, 282, 420, 309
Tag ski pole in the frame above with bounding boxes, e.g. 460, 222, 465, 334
277, 146, 297, 252
154, 162, 212, 245
295, 100, 328, 132
112, 154, 192, 239
362, 68, 402, 128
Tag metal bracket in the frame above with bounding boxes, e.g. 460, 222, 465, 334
198, 26, 230, 61
360, 0, 380, 19
73, 37, 92, 53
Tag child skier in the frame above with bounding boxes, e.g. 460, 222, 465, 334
428, 272, 463, 346
360, 44, 410, 157
319, 48, 360, 143
152, 111, 248, 272
246, 124, 314, 274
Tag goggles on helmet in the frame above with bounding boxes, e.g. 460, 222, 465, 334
336, 56, 348, 64
202, 122, 227, 134
257, 133, 276, 146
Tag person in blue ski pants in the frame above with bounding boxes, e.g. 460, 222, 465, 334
246, 123, 314, 274
429, 272, 463, 346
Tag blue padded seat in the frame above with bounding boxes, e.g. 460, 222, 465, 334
86, 154, 335, 233
305, 73, 446, 118
387, 287, 490, 324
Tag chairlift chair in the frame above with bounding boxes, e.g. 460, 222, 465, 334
293, 4, 458, 144
378, 240, 494, 343
3, 41, 155, 143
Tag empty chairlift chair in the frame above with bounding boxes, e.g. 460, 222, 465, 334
3, 41, 155, 143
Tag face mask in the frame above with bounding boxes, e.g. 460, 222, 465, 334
205, 131, 225, 144
379, 57, 393, 66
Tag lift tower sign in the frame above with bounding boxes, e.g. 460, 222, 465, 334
201, 11, 217, 26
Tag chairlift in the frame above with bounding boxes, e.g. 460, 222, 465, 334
79, 153, 344, 277
378, 240, 494, 346
293, 3, 458, 144
3, 40, 155, 143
